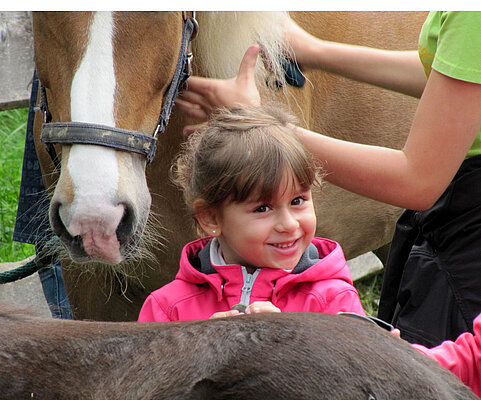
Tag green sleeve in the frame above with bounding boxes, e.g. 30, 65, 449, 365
433, 11, 481, 84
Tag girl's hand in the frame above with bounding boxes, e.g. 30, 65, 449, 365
177, 44, 262, 136
245, 301, 281, 314
209, 309, 243, 319
209, 301, 281, 319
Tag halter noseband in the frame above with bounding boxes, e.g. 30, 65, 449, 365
40, 13, 198, 169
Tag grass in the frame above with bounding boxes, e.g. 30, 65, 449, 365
355, 271, 383, 317
0, 107, 35, 263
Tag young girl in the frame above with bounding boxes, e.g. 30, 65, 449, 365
176, 12, 481, 348
138, 106, 364, 322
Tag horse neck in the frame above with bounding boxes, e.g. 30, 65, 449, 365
193, 11, 289, 87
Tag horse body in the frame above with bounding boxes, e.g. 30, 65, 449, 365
0, 304, 476, 399
32, 11, 426, 320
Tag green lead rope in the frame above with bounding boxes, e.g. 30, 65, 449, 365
0, 237, 60, 284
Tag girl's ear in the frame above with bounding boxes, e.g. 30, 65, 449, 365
193, 199, 221, 237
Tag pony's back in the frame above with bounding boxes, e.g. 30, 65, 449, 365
0, 304, 475, 399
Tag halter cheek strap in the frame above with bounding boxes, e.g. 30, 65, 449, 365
154, 14, 197, 136
40, 14, 198, 169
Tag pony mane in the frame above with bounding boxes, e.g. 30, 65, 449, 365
193, 11, 290, 91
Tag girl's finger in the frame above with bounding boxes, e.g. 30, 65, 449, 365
210, 309, 241, 319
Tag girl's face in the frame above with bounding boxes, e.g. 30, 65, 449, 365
215, 175, 316, 270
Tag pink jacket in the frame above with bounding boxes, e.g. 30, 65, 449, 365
413, 314, 481, 397
138, 237, 364, 322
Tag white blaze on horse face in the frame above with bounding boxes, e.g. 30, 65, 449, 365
71, 11, 116, 124
63, 11, 123, 262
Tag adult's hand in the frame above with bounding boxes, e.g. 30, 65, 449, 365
177, 44, 262, 136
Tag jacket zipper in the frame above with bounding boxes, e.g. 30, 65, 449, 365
239, 267, 260, 306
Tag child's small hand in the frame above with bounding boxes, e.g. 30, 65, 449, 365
209, 309, 243, 319
245, 301, 281, 314
208, 301, 280, 318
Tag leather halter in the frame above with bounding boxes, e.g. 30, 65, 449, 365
40, 13, 198, 168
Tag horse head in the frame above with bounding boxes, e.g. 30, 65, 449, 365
32, 12, 190, 264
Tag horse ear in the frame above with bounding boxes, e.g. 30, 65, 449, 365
193, 199, 221, 237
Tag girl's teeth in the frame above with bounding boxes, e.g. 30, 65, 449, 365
275, 242, 294, 248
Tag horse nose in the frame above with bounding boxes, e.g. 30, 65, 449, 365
49, 199, 137, 262
116, 202, 137, 244
50, 200, 74, 243
49, 200, 90, 261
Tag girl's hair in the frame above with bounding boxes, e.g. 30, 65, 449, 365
171, 105, 323, 232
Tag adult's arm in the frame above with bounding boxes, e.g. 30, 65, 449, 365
282, 18, 427, 98
296, 70, 481, 210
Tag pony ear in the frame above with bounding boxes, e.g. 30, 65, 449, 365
193, 199, 221, 237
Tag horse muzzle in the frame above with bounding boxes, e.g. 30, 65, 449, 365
50, 190, 144, 265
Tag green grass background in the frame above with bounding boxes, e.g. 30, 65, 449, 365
0, 107, 35, 263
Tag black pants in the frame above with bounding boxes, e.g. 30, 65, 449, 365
378, 155, 481, 347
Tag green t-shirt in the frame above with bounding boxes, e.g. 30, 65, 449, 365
418, 11, 481, 158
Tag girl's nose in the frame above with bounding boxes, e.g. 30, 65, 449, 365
275, 210, 300, 232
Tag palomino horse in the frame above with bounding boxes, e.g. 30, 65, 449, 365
32, 12, 427, 321
0, 303, 476, 399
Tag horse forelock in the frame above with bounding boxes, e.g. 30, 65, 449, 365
194, 11, 290, 89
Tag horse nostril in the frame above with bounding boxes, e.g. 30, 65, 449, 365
49, 201, 73, 242
116, 203, 136, 245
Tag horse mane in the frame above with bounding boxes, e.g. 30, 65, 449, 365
194, 11, 290, 90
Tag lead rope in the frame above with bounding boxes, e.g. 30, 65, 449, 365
0, 236, 60, 284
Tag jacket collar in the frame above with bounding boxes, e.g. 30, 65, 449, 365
178, 236, 349, 302
196, 238, 321, 275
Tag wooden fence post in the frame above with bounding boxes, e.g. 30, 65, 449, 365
0, 11, 34, 111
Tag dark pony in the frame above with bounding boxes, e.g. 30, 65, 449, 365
0, 303, 475, 399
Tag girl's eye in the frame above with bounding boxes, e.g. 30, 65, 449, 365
254, 204, 270, 213
292, 196, 305, 206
